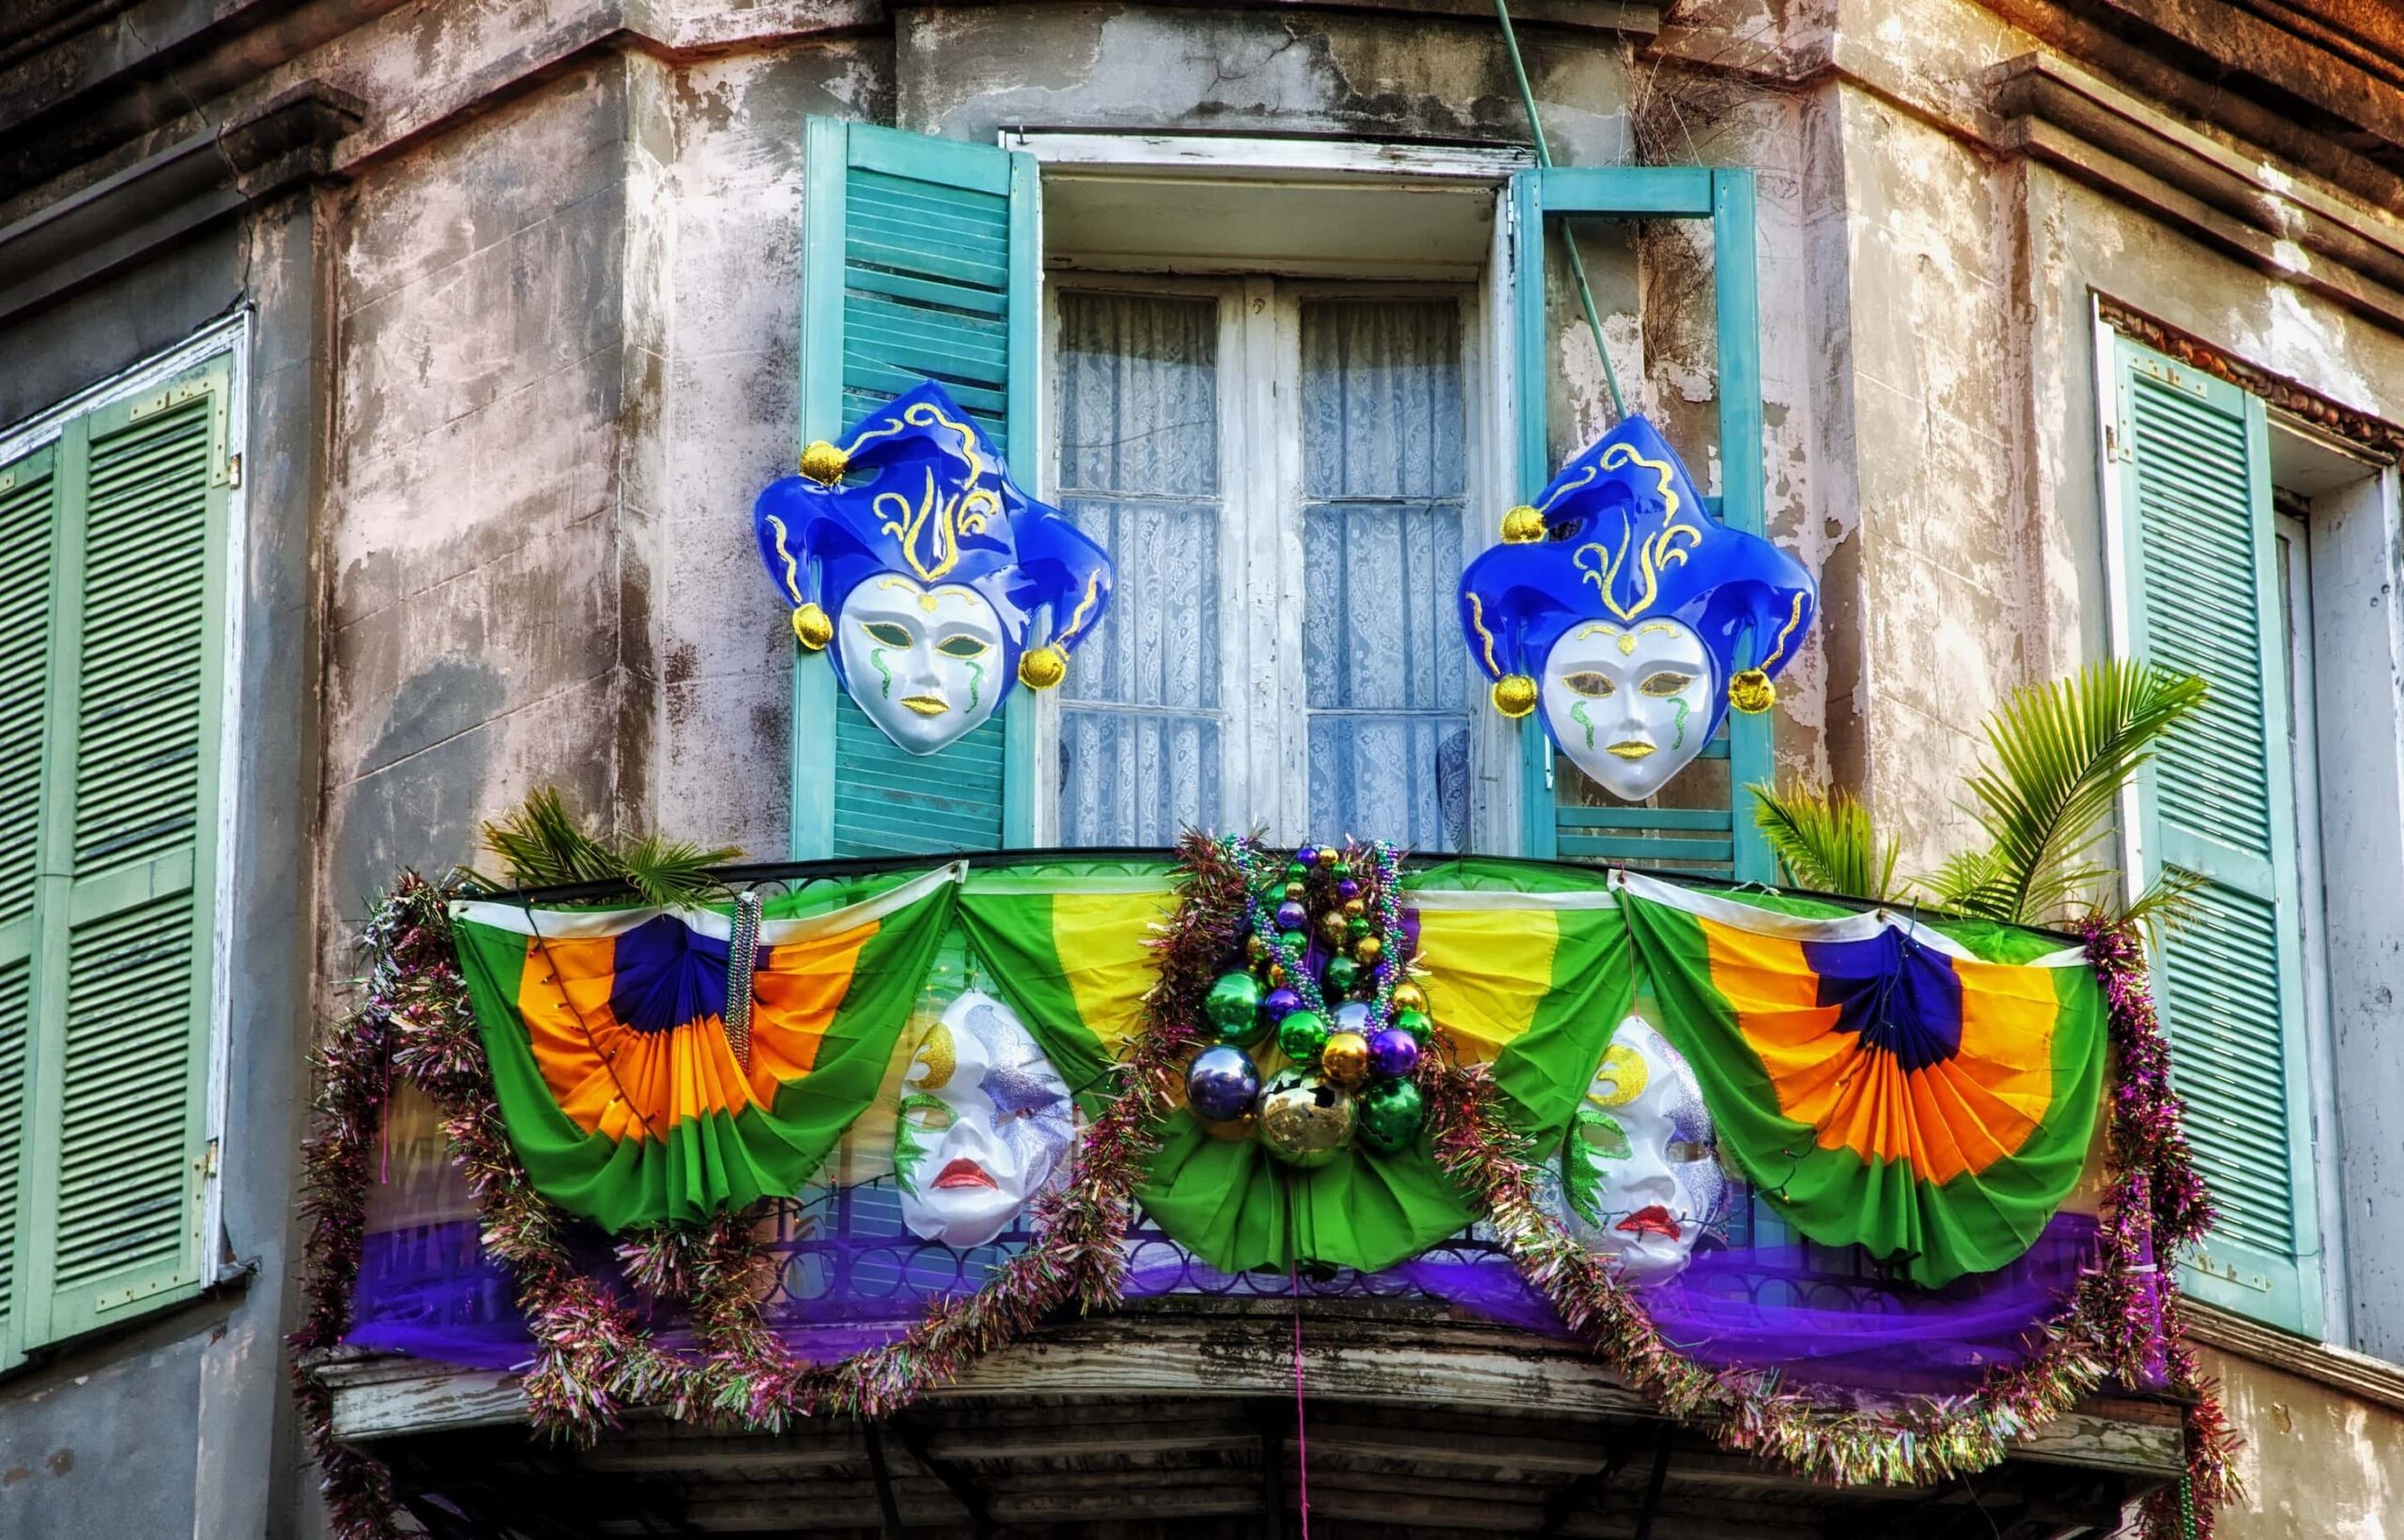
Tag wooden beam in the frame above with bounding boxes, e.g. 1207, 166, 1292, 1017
317, 1312, 2186, 1479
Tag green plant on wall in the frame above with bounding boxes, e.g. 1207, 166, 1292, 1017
470, 787, 741, 906
1749, 661, 2207, 927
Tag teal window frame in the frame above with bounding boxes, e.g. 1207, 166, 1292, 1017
1509, 167, 1770, 881
2105, 328, 2325, 1338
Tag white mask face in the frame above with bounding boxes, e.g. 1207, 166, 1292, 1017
1559, 1015, 1724, 1285
1540, 619, 1716, 800
836, 576, 1007, 756
896, 991, 1074, 1249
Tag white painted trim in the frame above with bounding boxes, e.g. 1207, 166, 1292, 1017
203, 314, 248, 1290
1613, 870, 2090, 966
0, 314, 251, 459
998, 131, 1533, 184
450, 861, 966, 944
2092, 303, 2147, 901
1407, 887, 1617, 911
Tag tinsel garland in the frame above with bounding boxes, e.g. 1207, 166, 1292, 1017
291, 853, 2230, 1539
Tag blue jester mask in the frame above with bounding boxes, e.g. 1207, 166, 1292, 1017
753, 381, 1113, 756
1458, 415, 1814, 798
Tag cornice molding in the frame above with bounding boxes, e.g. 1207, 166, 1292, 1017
0, 81, 360, 329
2185, 1303, 2404, 1417
1992, 49, 2404, 331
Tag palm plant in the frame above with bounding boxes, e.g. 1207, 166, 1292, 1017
1749, 661, 2207, 928
1751, 782, 1901, 901
470, 787, 740, 907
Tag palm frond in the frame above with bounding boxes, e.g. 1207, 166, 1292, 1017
1919, 847, 2017, 921
2115, 868, 2206, 945
1949, 662, 2206, 925
1749, 781, 1900, 901
480, 788, 738, 906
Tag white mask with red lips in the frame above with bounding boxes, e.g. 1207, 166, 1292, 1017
895, 990, 1074, 1249
1557, 1015, 1725, 1285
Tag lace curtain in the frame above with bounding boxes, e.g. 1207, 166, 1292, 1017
1052, 289, 1472, 852
1301, 300, 1472, 853
1054, 293, 1225, 845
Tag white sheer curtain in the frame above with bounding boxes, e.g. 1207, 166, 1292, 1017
1052, 292, 1225, 845
1300, 300, 1472, 852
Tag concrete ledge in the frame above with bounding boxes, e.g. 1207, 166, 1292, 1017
2187, 1303, 2404, 1417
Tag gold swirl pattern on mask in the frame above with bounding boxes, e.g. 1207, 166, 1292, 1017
1588, 1040, 1650, 1108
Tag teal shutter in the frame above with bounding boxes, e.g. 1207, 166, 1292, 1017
0, 358, 230, 1356
0, 443, 54, 1364
2112, 333, 2321, 1336
792, 118, 1040, 858
1509, 168, 1770, 880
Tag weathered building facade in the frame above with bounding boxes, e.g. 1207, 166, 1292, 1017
1, 0, 2401, 1535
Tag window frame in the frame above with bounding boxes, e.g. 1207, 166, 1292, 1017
1035, 273, 1498, 850
0, 315, 246, 1366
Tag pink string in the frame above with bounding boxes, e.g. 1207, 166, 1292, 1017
1290, 1252, 1310, 1538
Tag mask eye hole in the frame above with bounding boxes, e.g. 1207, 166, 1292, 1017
1576, 1111, 1631, 1161
1666, 1140, 1711, 1164
863, 621, 914, 649
1563, 670, 1615, 698
935, 635, 991, 659
1640, 670, 1696, 698
899, 1091, 955, 1132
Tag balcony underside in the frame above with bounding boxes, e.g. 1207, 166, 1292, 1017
317, 1302, 2184, 1539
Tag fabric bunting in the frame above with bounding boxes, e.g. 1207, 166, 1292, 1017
450, 864, 961, 1230
1617, 873, 2105, 1287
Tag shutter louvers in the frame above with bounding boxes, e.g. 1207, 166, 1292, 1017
0, 455, 54, 929
794, 119, 1036, 858
2115, 334, 2321, 1335
0, 959, 26, 1352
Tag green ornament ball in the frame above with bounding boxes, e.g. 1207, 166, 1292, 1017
1392, 1008, 1432, 1045
1205, 970, 1262, 1026
1205, 971, 1268, 1045
1286, 860, 1309, 882
1346, 915, 1372, 939
1355, 1077, 1425, 1154
1322, 954, 1363, 996
1277, 1009, 1331, 1065
1279, 930, 1307, 954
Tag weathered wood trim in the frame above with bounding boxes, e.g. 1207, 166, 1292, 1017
316, 1310, 2186, 1477
2187, 1301, 2404, 1415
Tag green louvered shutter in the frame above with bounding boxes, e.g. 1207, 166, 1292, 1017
1508, 167, 1771, 879
2111, 333, 2321, 1336
17, 360, 230, 1347
0, 442, 55, 1363
791, 118, 1038, 858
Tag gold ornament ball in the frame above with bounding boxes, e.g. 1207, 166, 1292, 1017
1491, 674, 1539, 718
1500, 504, 1548, 544
1320, 1030, 1372, 1086
1392, 979, 1428, 1015
800, 439, 850, 485
792, 602, 833, 652
1202, 1109, 1259, 1142
1246, 934, 1268, 962
1268, 962, 1287, 987
1285, 881, 1306, 901
1316, 846, 1340, 870
1019, 644, 1070, 690
1342, 898, 1365, 919
1353, 935, 1383, 964
1318, 910, 1349, 943
1729, 668, 1777, 715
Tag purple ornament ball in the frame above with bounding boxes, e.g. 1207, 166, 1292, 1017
1274, 900, 1308, 932
1296, 845, 1318, 868
1262, 986, 1304, 1022
1186, 1045, 1262, 1123
1336, 878, 1361, 901
1367, 1026, 1420, 1080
